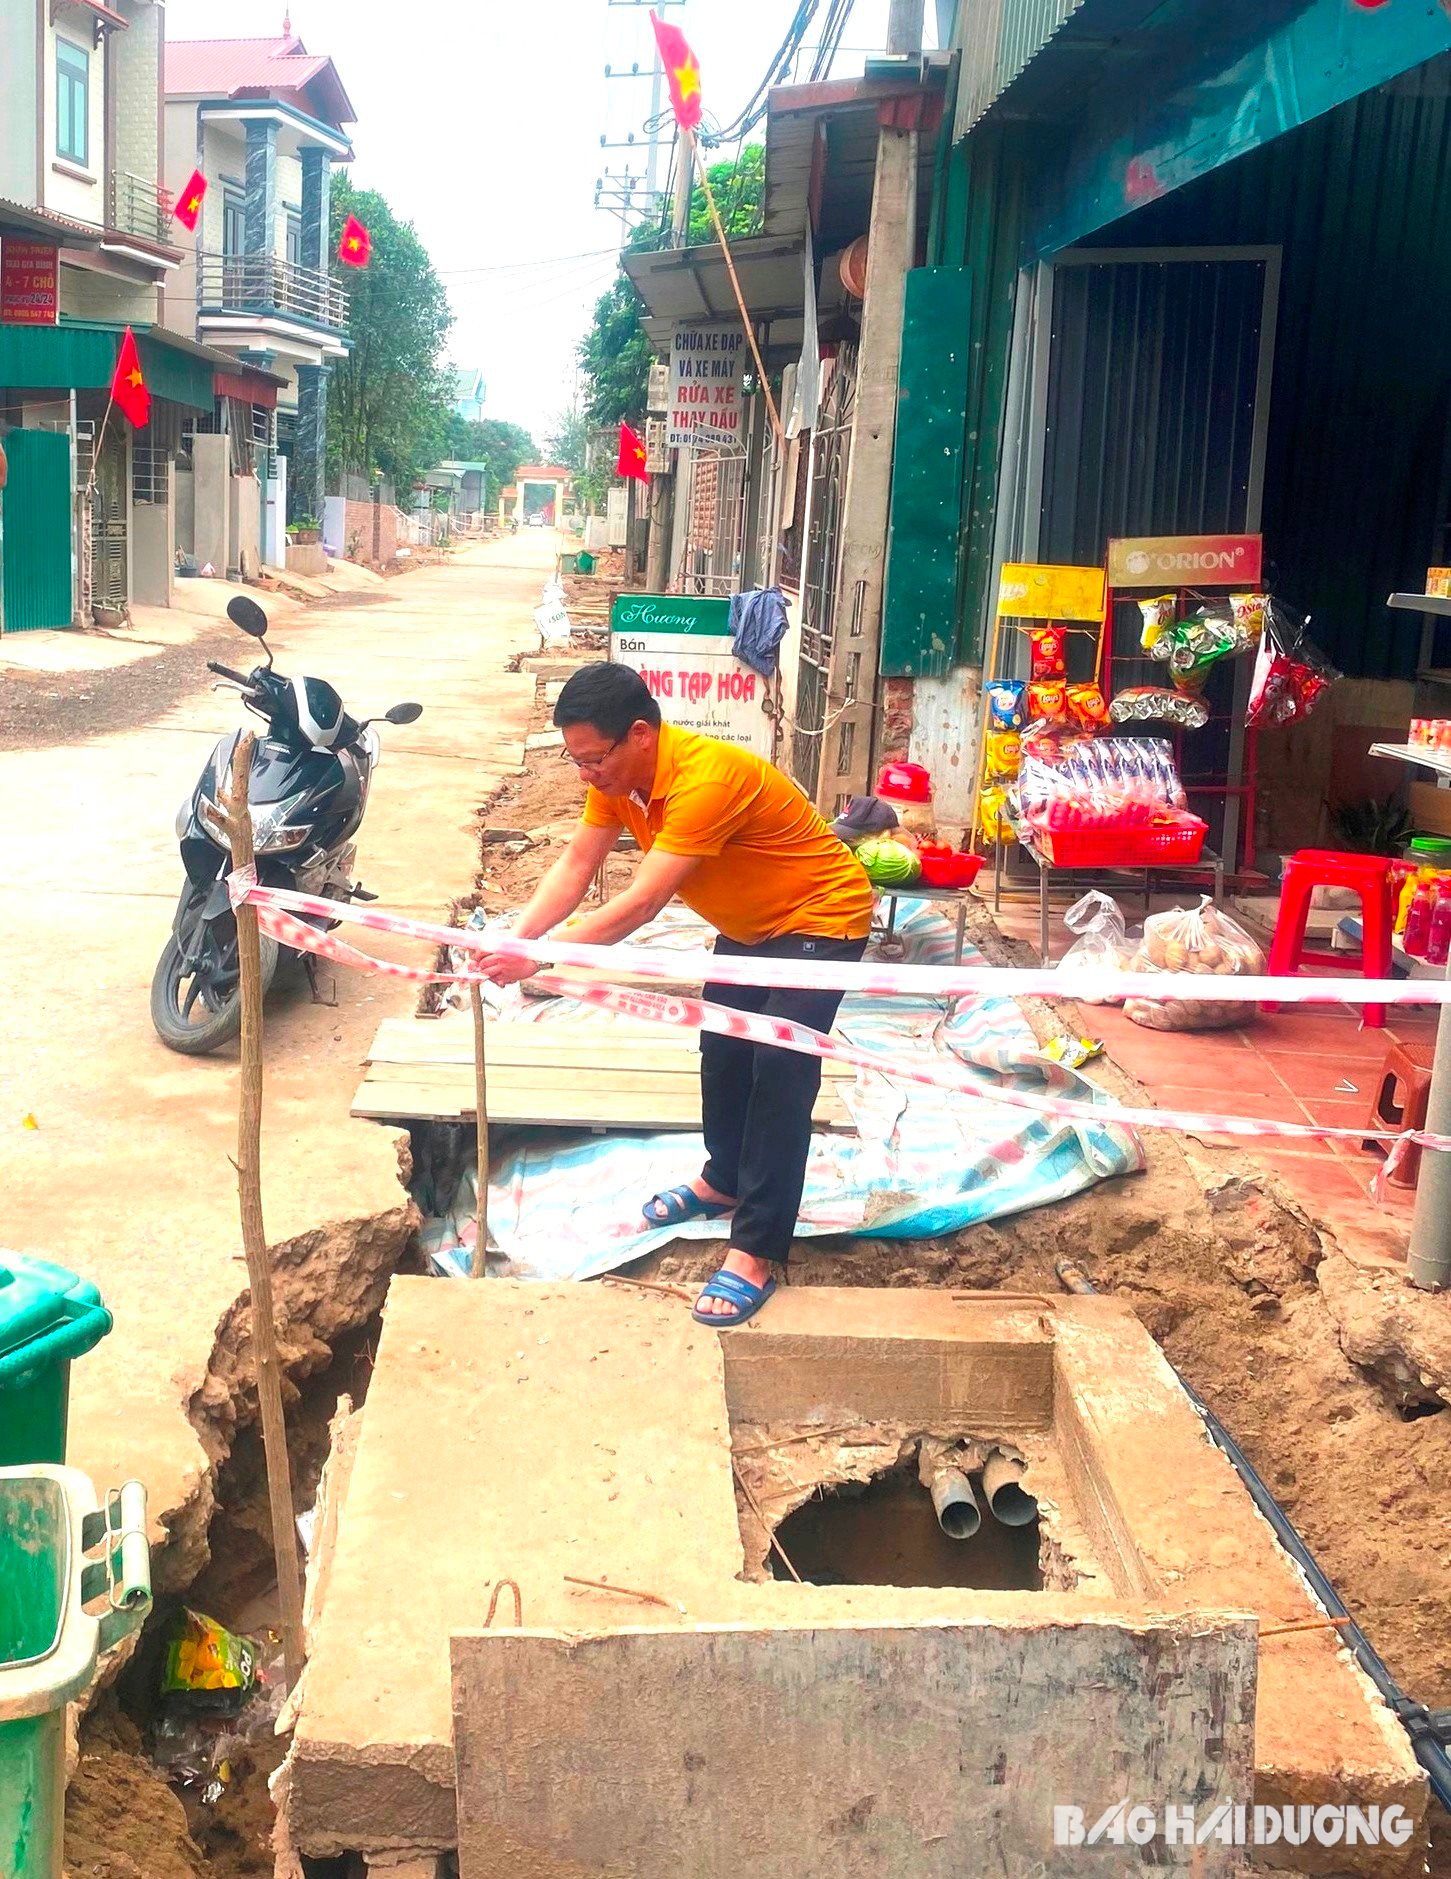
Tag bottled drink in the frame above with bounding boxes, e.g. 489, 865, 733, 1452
1427, 885, 1451, 968
1403, 884, 1433, 958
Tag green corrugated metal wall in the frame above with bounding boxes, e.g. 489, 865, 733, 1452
880, 268, 973, 679
1091, 83, 1451, 682
1, 430, 72, 632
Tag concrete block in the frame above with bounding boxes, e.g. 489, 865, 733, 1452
452, 1616, 1257, 1878
286, 542, 329, 577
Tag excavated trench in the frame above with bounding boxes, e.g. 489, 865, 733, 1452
65, 685, 1451, 1874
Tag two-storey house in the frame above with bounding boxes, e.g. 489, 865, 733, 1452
162, 31, 355, 543
0, 0, 236, 628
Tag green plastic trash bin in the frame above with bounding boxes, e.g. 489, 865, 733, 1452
0, 1467, 150, 1878
0, 1256, 112, 1468
575, 550, 596, 574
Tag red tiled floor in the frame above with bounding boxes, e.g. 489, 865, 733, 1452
1250, 1010, 1394, 1056
1260, 1052, 1379, 1102
1292, 1097, 1378, 1134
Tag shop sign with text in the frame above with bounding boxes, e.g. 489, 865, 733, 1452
1108, 534, 1263, 588
1, 241, 59, 325
667, 324, 745, 449
997, 563, 1105, 621
610, 591, 772, 759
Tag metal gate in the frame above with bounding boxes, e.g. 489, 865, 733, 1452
0, 430, 73, 632
792, 346, 857, 797
679, 444, 748, 596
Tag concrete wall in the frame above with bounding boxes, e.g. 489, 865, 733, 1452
230, 473, 261, 579
191, 432, 229, 573
175, 464, 195, 558
162, 99, 202, 339
131, 480, 173, 607
111, 1, 161, 188
58, 264, 155, 326
1255, 676, 1416, 862
908, 669, 984, 831
0, 8, 38, 202
43, 20, 107, 225
286, 541, 328, 576
452, 1618, 1258, 1879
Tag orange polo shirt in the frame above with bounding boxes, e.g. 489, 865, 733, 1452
581, 722, 873, 946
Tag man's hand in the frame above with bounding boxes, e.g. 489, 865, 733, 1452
471, 950, 538, 988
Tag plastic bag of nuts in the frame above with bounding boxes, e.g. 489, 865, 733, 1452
1124, 896, 1264, 1031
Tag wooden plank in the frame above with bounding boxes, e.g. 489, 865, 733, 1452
353, 1066, 853, 1130
365, 1017, 852, 1081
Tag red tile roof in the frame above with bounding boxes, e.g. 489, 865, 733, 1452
165, 34, 355, 126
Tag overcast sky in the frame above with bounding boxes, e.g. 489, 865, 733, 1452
164, 0, 931, 443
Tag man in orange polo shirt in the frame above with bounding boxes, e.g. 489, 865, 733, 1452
477, 662, 873, 1326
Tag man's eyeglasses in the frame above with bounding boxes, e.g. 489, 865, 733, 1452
562, 732, 625, 773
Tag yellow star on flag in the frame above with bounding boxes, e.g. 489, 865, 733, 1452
128, 368, 143, 388
187, 196, 201, 214
676, 61, 700, 103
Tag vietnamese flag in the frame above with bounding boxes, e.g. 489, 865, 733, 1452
172, 169, 207, 232
338, 214, 371, 268
616, 421, 649, 483
110, 326, 150, 428
649, 10, 702, 131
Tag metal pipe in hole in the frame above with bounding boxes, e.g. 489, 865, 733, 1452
982, 1450, 1038, 1528
928, 1467, 981, 1540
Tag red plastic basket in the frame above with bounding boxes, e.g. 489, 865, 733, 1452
1032, 817, 1208, 869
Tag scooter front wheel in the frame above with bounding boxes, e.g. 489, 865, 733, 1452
150, 912, 279, 1055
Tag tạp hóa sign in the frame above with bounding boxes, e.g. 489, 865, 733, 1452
997, 563, 1106, 621
1107, 535, 1263, 589
609, 591, 773, 761
1, 240, 59, 326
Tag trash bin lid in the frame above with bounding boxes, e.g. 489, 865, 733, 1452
0, 1253, 111, 1383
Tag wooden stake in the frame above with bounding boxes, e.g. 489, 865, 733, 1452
689, 138, 784, 449
1259, 1614, 1352, 1640
469, 980, 490, 1279
227, 731, 306, 1693
731, 1457, 802, 1584
564, 1574, 677, 1610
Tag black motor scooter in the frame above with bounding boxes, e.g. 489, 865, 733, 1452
151, 595, 422, 1055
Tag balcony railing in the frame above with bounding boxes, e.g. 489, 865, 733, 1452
198, 251, 349, 334
108, 171, 173, 246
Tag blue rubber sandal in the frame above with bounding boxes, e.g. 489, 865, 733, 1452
643, 1184, 734, 1229
691, 1268, 777, 1327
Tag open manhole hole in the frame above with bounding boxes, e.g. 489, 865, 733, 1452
771, 1458, 1043, 1590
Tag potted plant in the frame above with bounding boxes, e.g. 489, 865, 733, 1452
288, 515, 321, 545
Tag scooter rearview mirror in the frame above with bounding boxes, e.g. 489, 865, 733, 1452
227, 596, 269, 638
385, 702, 423, 725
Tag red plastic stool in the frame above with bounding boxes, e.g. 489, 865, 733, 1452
1362, 1040, 1434, 1187
1262, 849, 1394, 1027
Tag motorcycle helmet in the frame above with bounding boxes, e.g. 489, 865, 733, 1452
274, 675, 347, 749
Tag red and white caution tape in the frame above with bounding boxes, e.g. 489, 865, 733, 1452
230, 875, 1451, 1169
233, 878, 1451, 1008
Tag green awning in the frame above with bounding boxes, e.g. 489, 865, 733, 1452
0, 320, 215, 411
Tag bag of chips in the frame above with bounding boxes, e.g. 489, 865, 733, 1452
1139, 595, 1177, 654
979, 785, 1015, 844
1230, 593, 1268, 643
161, 1609, 260, 1716
1066, 681, 1110, 727
984, 729, 1022, 779
1028, 625, 1066, 679
1246, 599, 1340, 729
986, 679, 1027, 731
1123, 898, 1264, 1032
1027, 679, 1068, 721
1109, 685, 1209, 729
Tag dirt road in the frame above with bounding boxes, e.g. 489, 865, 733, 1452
0, 535, 546, 1583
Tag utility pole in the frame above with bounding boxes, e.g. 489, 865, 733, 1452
645, 129, 694, 593
814, 8, 930, 812
886, 0, 926, 55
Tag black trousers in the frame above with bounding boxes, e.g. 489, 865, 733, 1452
700, 932, 868, 1266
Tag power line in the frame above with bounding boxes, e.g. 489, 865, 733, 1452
437, 246, 622, 279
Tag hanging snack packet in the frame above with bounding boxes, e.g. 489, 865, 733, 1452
1139, 595, 1177, 654
1167, 612, 1238, 693
979, 786, 1015, 844
984, 729, 1022, 779
1028, 625, 1067, 678
1067, 681, 1110, 727
1027, 679, 1068, 721
1230, 593, 1267, 645
1109, 685, 1210, 729
986, 679, 1027, 730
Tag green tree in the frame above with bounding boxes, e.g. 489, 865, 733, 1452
577, 144, 764, 432
327, 177, 454, 490
447, 415, 537, 510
